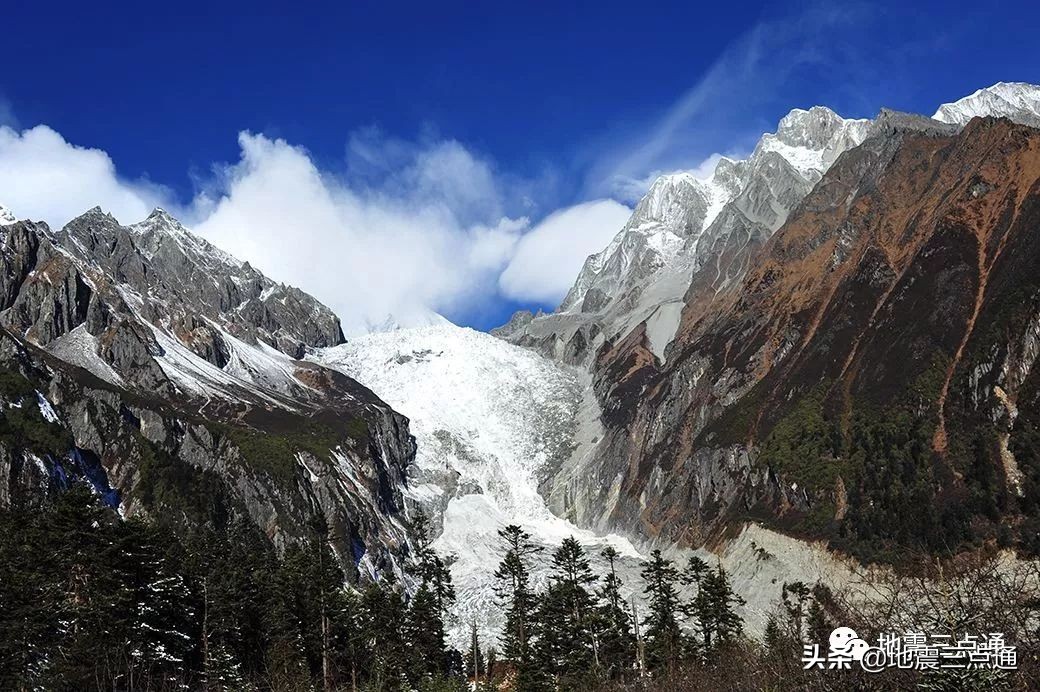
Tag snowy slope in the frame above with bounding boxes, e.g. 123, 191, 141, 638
360, 309, 454, 336
313, 324, 644, 644
933, 82, 1040, 128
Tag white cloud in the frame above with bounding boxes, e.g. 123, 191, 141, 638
499, 199, 631, 304
189, 132, 527, 334
0, 122, 538, 333
0, 125, 167, 229
0, 122, 633, 330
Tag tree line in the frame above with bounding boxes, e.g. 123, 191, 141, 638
3, 487, 1039, 690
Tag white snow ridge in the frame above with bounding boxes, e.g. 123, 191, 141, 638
933, 82, 1040, 128
314, 323, 644, 645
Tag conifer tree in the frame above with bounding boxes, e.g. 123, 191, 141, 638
360, 575, 409, 690
639, 549, 683, 672
406, 510, 458, 683
120, 520, 196, 687
410, 511, 456, 616
264, 547, 312, 689
45, 486, 135, 688
780, 581, 811, 640
332, 588, 371, 692
763, 613, 784, 652
596, 546, 636, 679
405, 584, 447, 685
690, 564, 745, 658
532, 537, 599, 689
0, 501, 61, 687
493, 524, 543, 686
806, 585, 833, 649
464, 622, 485, 682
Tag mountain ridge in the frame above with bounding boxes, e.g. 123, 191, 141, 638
0, 206, 417, 581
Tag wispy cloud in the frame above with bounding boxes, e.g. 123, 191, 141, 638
585, 3, 873, 203
0, 97, 17, 129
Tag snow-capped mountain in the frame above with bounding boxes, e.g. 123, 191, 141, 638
6, 80, 1040, 658
933, 81, 1040, 128
313, 324, 644, 644
498, 106, 872, 364
499, 84, 1040, 368
0, 204, 16, 226
27, 206, 351, 407
478, 82, 1040, 635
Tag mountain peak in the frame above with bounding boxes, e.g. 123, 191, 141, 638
933, 82, 1040, 127
146, 206, 175, 222
755, 106, 871, 176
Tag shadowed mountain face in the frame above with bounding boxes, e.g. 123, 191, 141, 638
0, 208, 415, 581
550, 116, 1040, 560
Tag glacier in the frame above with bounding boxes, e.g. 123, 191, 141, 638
313, 324, 646, 645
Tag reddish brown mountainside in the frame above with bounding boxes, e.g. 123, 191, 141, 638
563, 117, 1040, 560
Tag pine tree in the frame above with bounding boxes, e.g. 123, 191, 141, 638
331, 588, 371, 692
0, 500, 63, 687
464, 622, 485, 683
806, 590, 832, 650
405, 584, 447, 685
780, 581, 811, 640
44, 486, 135, 688
639, 549, 683, 672
405, 509, 457, 683
493, 525, 543, 687
531, 537, 599, 689
689, 564, 745, 658
264, 547, 311, 689
410, 511, 456, 616
308, 519, 345, 691
360, 575, 410, 691
763, 613, 784, 656
204, 640, 252, 691
596, 546, 636, 680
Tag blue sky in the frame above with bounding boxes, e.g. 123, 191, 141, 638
2, 0, 1039, 332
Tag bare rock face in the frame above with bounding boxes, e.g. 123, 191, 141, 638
0, 207, 416, 581
60, 207, 345, 356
